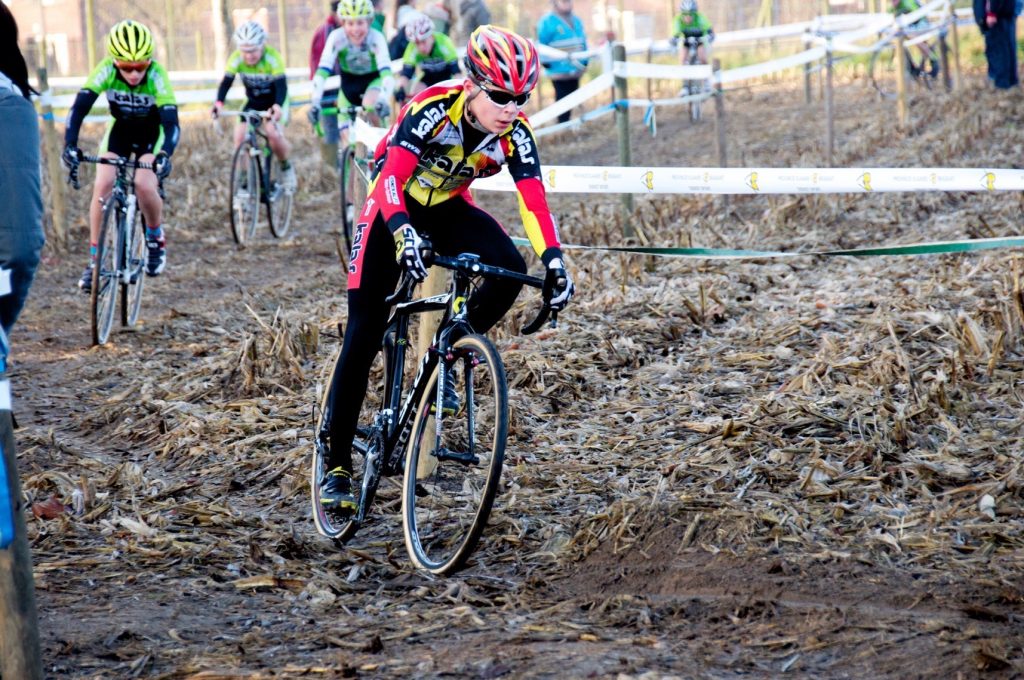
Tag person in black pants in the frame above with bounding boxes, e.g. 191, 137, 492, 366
974, 0, 1019, 89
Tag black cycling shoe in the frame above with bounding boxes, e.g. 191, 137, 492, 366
320, 467, 357, 514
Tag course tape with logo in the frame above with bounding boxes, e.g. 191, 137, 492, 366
474, 166, 1019, 194
511, 236, 1024, 260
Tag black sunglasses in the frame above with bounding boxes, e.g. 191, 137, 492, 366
483, 88, 530, 108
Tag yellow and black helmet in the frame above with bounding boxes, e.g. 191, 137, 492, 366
106, 20, 154, 62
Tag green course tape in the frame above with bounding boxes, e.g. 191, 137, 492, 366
512, 236, 1024, 259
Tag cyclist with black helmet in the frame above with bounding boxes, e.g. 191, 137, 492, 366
394, 12, 460, 104
318, 25, 576, 514
62, 20, 178, 293
308, 0, 395, 146
212, 20, 296, 191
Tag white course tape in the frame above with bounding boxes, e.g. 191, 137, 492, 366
612, 61, 713, 81
718, 47, 827, 85
472, 166, 1021, 195
530, 72, 613, 128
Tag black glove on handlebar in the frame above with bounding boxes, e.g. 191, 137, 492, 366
153, 151, 172, 180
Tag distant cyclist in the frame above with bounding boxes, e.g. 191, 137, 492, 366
212, 21, 296, 191
890, 0, 939, 78
308, 0, 395, 145
673, 0, 714, 66
317, 26, 575, 514
395, 13, 460, 104
62, 20, 177, 293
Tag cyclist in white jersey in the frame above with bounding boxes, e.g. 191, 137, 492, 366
308, 0, 394, 145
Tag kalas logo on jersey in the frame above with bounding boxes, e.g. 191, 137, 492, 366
412, 104, 446, 139
511, 126, 535, 165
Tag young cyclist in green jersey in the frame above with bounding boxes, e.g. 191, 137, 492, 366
308, 0, 395, 145
673, 0, 714, 66
394, 13, 460, 104
890, 0, 939, 78
62, 20, 177, 293
211, 21, 296, 190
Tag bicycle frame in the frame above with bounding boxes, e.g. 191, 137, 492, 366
347, 254, 553, 519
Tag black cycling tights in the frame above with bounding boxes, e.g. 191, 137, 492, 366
326, 195, 527, 473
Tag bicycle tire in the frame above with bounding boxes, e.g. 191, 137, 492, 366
266, 158, 294, 238
91, 197, 122, 346
870, 44, 923, 99
402, 333, 508, 574
689, 83, 702, 123
121, 211, 146, 328
339, 145, 357, 259
229, 141, 260, 246
311, 327, 396, 542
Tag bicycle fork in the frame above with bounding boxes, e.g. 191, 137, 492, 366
121, 195, 138, 285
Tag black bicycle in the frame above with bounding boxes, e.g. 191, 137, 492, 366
679, 33, 712, 122
869, 24, 943, 99
69, 155, 158, 346
311, 253, 557, 574
223, 109, 294, 245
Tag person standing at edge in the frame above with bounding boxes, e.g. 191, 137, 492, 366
310, 1, 343, 167
0, 6, 44, 337
537, 0, 588, 124
974, 0, 1019, 88
0, 6, 44, 679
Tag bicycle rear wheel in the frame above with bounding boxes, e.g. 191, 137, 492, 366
870, 44, 919, 99
229, 142, 260, 245
311, 327, 396, 542
121, 212, 146, 328
402, 333, 508, 574
91, 197, 121, 346
688, 81, 703, 123
266, 159, 294, 238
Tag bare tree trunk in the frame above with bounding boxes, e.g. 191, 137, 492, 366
212, 0, 232, 71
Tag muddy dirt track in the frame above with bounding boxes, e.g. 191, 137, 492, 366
11, 72, 1024, 678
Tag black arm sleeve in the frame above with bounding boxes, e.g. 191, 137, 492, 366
159, 105, 180, 157
401, 63, 416, 79
273, 76, 287, 107
446, 61, 460, 78
215, 73, 235, 103
63, 89, 100, 147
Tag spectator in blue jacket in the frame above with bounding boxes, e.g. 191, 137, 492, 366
0, 4, 44, 340
537, 0, 588, 123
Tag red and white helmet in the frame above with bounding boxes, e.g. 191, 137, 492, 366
405, 13, 434, 42
463, 25, 539, 95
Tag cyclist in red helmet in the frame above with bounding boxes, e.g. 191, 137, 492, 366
318, 25, 575, 514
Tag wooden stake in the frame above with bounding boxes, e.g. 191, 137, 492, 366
0, 404, 43, 680
37, 67, 69, 251
950, 12, 962, 91
824, 41, 835, 166
276, 0, 290, 66
895, 34, 908, 131
613, 43, 633, 233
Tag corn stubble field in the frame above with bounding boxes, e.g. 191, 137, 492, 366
14, 69, 1024, 678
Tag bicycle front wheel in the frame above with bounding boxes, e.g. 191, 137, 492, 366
402, 333, 508, 574
229, 142, 260, 245
266, 160, 294, 238
91, 197, 122, 346
121, 212, 146, 328
339, 145, 358, 258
